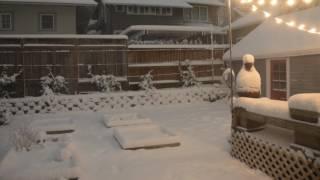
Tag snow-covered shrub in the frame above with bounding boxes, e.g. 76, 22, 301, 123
40, 67, 68, 95
0, 66, 23, 98
180, 60, 200, 87
11, 122, 42, 151
139, 70, 156, 92
0, 110, 10, 126
88, 65, 122, 92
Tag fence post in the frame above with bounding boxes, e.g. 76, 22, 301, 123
20, 38, 26, 97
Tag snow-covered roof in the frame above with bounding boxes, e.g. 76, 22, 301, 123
0, 0, 96, 6
223, 6, 320, 60
185, 0, 225, 6
121, 25, 226, 35
102, 0, 192, 8
0, 34, 128, 39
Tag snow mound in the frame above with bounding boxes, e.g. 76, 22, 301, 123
32, 117, 75, 134
288, 93, 320, 113
113, 124, 180, 149
236, 67, 261, 93
0, 141, 81, 180
104, 113, 153, 128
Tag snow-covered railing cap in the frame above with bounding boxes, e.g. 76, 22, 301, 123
0, 0, 97, 6
102, 0, 192, 8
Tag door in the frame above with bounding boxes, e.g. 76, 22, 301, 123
270, 60, 287, 100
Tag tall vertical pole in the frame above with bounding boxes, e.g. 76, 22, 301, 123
227, 0, 234, 111
210, 31, 215, 83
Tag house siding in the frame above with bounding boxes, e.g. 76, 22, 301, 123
110, 7, 185, 32
290, 55, 320, 95
0, 4, 76, 34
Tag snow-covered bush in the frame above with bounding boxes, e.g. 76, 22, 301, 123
0, 66, 23, 98
40, 67, 68, 95
11, 122, 42, 151
180, 60, 200, 87
139, 70, 156, 92
88, 65, 122, 92
0, 110, 10, 126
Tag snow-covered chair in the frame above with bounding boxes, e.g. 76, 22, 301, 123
232, 97, 320, 151
288, 93, 320, 123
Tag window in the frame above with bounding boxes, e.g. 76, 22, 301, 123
126, 6, 172, 16
184, 6, 208, 22
40, 13, 55, 31
115, 5, 125, 13
0, 13, 13, 31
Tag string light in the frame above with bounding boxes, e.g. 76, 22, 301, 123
245, 2, 320, 35
298, 24, 306, 30
308, 28, 317, 33
303, 0, 313, 4
287, 0, 296, 6
263, 11, 271, 18
275, 17, 283, 24
270, 0, 278, 6
286, 21, 296, 27
258, 0, 265, 6
251, 5, 258, 12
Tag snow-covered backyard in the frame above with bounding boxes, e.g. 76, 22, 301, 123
0, 100, 270, 180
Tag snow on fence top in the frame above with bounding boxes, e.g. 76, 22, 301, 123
128, 44, 229, 49
121, 25, 225, 35
223, 6, 320, 60
0, 34, 128, 40
102, 0, 192, 8
0, 0, 97, 6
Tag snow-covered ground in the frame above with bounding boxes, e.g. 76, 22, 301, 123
0, 100, 270, 180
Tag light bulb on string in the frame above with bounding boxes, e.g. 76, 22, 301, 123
263, 11, 271, 18
286, 21, 295, 27
287, 0, 296, 6
303, 0, 313, 4
258, 0, 265, 6
275, 17, 283, 24
308, 28, 317, 33
251, 5, 258, 12
270, 0, 278, 6
298, 24, 306, 30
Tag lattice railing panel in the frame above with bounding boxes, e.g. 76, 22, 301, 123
1, 87, 226, 116
231, 131, 320, 180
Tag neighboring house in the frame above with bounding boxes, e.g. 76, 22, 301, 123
223, 6, 320, 101
91, 0, 228, 34
0, 0, 96, 34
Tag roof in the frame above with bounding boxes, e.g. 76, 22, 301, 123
223, 6, 320, 60
102, 0, 192, 8
102, 0, 225, 8
185, 0, 225, 6
120, 25, 226, 35
0, 34, 128, 39
0, 0, 96, 6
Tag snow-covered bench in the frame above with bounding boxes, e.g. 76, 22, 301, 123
232, 97, 320, 151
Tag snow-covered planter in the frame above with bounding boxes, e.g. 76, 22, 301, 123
138, 70, 156, 92
0, 66, 23, 98
180, 60, 200, 87
40, 67, 68, 96
88, 65, 122, 92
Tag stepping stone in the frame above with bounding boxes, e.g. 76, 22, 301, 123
104, 113, 152, 128
113, 124, 180, 150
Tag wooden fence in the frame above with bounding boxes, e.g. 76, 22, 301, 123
0, 35, 128, 97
